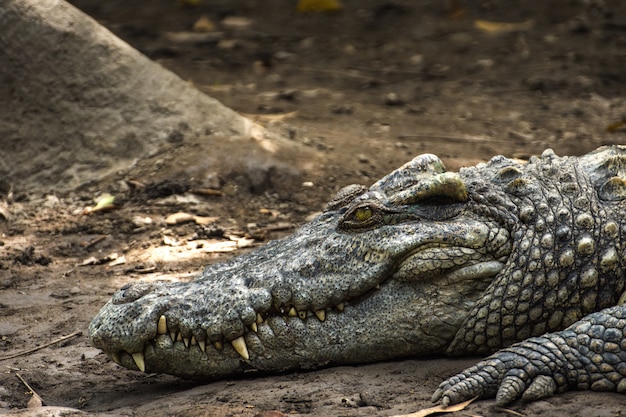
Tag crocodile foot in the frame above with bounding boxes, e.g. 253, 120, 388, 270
432, 337, 568, 406
434, 306, 626, 406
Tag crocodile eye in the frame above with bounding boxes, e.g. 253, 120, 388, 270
354, 206, 372, 222
339, 203, 382, 231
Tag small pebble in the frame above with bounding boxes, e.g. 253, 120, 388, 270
274, 50, 295, 61
385, 93, 404, 106
221, 16, 252, 30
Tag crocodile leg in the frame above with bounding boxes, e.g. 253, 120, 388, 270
433, 304, 626, 406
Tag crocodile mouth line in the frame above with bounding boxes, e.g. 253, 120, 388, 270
116, 302, 349, 372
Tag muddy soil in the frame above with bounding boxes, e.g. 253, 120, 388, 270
2, 1, 626, 416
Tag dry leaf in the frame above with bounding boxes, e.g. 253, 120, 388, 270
27, 393, 43, 408
193, 15, 216, 32
165, 211, 218, 225
474, 19, 533, 34
297, 0, 343, 12
607, 118, 626, 132
80, 253, 119, 266
190, 188, 223, 197
201, 240, 238, 253
108, 255, 126, 267
83, 194, 116, 214
234, 237, 255, 248
165, 212, 196, 225
163, 235, 180, 246
193, 215, 219, 225
221, 16, 252, 30
177, 0, 202, 7
391, 397, 477, 417
163, 31, 223, 44
259, 208, 281, 217
79, 256, 99, 266
132, 215, 153, 226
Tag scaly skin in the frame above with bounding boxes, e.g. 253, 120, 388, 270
89, 146, 626, 405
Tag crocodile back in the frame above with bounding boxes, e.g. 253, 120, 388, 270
448, 146, 626, 355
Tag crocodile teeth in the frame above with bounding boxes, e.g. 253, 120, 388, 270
214, 341, 223, 350
315, 309, 326, 322
198, 339, 206, 352
132, 352, 146, 372
256, 313, 264, 324
176, 333, 182, 342
157, 315, 167, 335
191, 336, 197, 346
288, 307, 298, 317
169, 331, 176, 342
250, 322, 258, 333
336, 303, 345, 312
298, 310, 307, 319
231, 336, 249, 360
110, 351, 121, 365
183, 337, 190, 348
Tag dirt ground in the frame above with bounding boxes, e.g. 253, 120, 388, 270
2, 0, 626, 416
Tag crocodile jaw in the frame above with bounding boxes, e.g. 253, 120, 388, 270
93, 276, 494, 378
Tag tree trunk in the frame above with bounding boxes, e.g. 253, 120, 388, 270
0, 0, 310, 192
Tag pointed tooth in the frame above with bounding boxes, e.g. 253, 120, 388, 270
110, 352, 121, 365
231, 336, 249, 360
214, 341, 223, 350
375, 284, 380, 290
191, 336, 197, 346
315, 309, 326, 322
336, 303, 345, 312
157, 315, 167, 335
288, 307, 297, 317
198, 339, 206, 352
256, 313, 263, 324
169, 331, 176, 342
250, 322, 258, 333
183, 337, 190, 348
132, 352, 146, 372
176, 333, 182, 342
298, 310, 307, 319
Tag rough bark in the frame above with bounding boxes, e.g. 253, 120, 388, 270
0, 0, 308, 191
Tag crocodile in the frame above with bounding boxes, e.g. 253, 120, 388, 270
89, 146, 626, 406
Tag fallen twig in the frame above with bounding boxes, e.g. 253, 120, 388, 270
14, 371, 44, 407
391, 397, 477, 417
0, 331, 82, 361
494, 406, 526, 417
82, 235, 107, 249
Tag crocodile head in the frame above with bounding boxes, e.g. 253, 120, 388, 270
89, 153, 514, 378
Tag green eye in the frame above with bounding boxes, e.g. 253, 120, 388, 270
338, 203, 382, 231
354, 206, 372, 222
